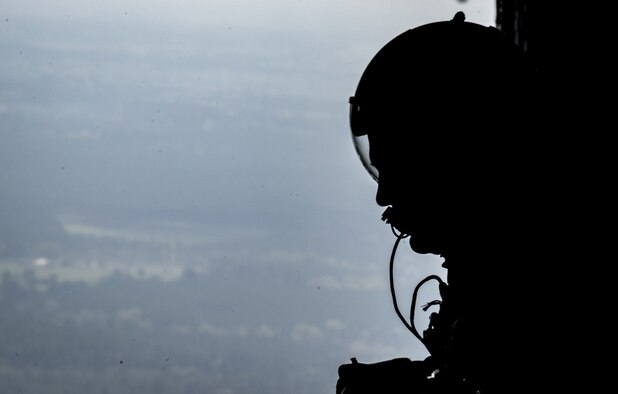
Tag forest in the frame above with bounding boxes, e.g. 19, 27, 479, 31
0, 267, 343, 394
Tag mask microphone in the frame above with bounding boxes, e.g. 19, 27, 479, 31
381, 207, 393, 223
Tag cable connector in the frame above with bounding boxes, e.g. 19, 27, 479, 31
421, 300, 442, 312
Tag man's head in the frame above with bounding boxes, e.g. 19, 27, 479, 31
349, 13, 537, 256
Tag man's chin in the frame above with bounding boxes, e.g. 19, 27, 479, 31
408, 235, 443, 255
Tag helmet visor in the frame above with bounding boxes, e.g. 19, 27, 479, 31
349, 98, 379, 182
352, 133, 379, 182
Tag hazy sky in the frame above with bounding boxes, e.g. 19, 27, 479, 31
1, 0, 496, 370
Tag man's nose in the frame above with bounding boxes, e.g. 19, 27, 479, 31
375, 181, 393, 207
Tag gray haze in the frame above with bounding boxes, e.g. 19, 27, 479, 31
1, 1, 494, 393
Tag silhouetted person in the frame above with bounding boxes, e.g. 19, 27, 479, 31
336, 12, 567, 394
